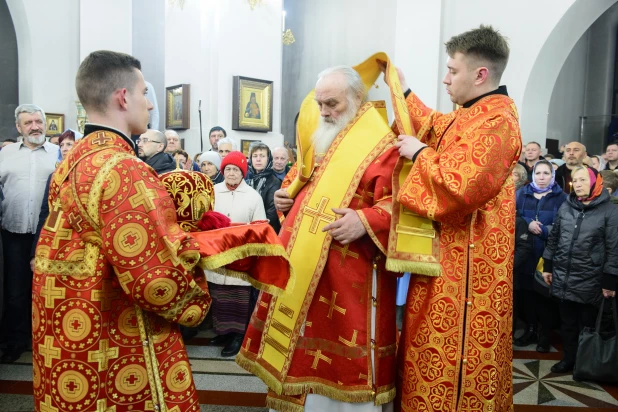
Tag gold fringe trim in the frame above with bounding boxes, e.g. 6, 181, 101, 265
199, 243, 289, 269
375, 386, 396, 406
235, 351, 284, 395
265, 397, 305, 412
281, 381, 376, 404
208, 266, 295, 297
198, 243, 295, 295
385, 258, 441, 277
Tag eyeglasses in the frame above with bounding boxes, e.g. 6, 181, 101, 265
137, 138, 163, 144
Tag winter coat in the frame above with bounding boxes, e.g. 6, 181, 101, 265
145, 151, 177, 175
514, 212, 536, 290
516, 184, 567, 261
209, 180, 266, 286
543, 189, 618, 306
248, 173, 281, 233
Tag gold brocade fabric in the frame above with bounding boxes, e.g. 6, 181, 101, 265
396, 93, 521, 412
33, 131, 211, 412
160, 169, 215, 232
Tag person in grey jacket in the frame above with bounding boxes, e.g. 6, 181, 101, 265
543, 166, 618, 374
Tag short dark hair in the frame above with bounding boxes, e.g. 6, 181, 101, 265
601, 170, 618, 193
606, 141, 618, 150
526, 141, 542, 149
76, 50, 142, 113
3, 138, 17, 143
209, 126, 227, 137
445, 25, 510, 84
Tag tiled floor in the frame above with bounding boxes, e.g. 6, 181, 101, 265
1, 329, 617, 411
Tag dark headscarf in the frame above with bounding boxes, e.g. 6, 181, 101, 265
247, 143, 274, 196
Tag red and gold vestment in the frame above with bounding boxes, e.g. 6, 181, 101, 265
395, 91, 522, 412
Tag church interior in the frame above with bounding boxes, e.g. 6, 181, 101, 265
2, 0, 618, 411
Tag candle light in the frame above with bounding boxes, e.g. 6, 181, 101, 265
569, 182, 572, 193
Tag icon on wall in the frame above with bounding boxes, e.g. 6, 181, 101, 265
166, 84, 191, 129
232, 76, 273, 133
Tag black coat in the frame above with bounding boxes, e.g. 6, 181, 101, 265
514, 212, 536, 290
145, 152, 176, 175
248, 173, 281, 233
543, 189, 618, 306
554, 163, 573, 194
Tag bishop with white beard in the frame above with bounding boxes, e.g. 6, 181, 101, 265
238, 66, 401, 412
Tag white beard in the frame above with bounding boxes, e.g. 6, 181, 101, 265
26, 134, 45, 146
312, 102, 360, 155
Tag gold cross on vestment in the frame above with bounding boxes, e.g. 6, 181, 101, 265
318, 291, 346, 319
41, 277, 65, 308
51, 222, 72, 249
302, 197, 335, 234
338, 330, 359, 347
96, 399, 116, 412
88, 339, 119, 372
91, 133, 113, 146
68, 212, 83, 232
39, 336, 61, 367
331, 244, 359, 266
40, 394, 59, 412
306, 349, 332, 370
92, 279, 120, 311
129, 181, 157, 212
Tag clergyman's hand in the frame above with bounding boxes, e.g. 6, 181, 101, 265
274, 189, 294, 213
376, 59, 409, 91
396, 135, 427, 160
323, 208, 367, 245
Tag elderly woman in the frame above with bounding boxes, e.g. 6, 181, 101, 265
543, 166, 618, 374
247, 142, 281, 232
515, 160, 567, 351
210, 151, 266, 356
200, 151, 224, 184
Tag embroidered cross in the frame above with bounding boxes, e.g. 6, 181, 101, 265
306, 349, 332, 370
302, 197, 335, 234
92, 133, 113, 146
318, 291, 346, 319
129, 181, 157, 212
40, 394, 59, 412
92, 279, 120, 311
96, 399, 115, 412
338, 330, 359, 347
331, 244, 359, 266
51, 225, 72, 249
88, 339, 119, 372
68, 212, 83, 232
41, 277, 65, 308
39, 336, 61, 367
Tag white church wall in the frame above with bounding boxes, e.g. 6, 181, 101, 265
546, 32, 589, 153
7, 0, 80, 132
165, 0, 284, 157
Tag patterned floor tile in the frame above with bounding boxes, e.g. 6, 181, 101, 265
513, 359, 618, 407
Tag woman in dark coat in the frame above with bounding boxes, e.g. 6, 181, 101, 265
515, 160, 567, 351
246, 142, 281, 233
543, 166, 618, 374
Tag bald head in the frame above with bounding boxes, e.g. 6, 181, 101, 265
138, 129, 166, 159
164, 129, 180, 153
272, 147, 289, 172
564, 141, 587, 168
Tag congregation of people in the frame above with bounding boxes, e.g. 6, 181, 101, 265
513, 140, 618, 374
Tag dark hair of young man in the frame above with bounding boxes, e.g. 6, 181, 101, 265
75, 50, 142, 113
209, 126, 227, 137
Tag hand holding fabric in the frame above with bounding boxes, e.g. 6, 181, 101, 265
376, 59, 409, 91
275, 188, 294, 212
323, 208, 367, 245
396, 135, 427, 160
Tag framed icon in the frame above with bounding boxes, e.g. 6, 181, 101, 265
46, 113, 64, 137
166, 84, 191, 129
232, 76, 273, 132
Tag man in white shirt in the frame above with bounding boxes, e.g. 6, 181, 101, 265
0, 104, 58, 363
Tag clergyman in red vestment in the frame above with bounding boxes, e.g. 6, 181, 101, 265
390, 26, 522, 412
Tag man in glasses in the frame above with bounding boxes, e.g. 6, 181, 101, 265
138, 129, 176, 174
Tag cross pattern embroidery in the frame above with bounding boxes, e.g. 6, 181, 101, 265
129, 181, 157, 212
92, 133, 113, 146
318, 291, 346, 319
92, 279, 120, 311
306, 349, 332, 370
88, 339, 119, 372
43, 198, 63, 232
331, 244, 359, 266
302, 196, 335, 234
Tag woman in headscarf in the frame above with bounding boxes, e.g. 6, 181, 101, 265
200, 151, 224, 184
542, 166, 618, 374
515, 160, 567, 351
246, 142, 281, 232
